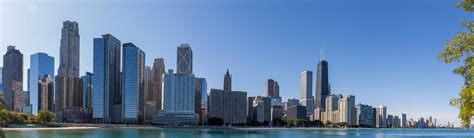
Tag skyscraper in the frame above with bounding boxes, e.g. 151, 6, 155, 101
3, 46, 23, 112
224, 69, 231, 92
92, 34, 122, 123
401, 113, 407, 128
152, 58, 165, 111
38, 75, 54, 112
300, 70, 314, 115
355, 103, 374, 127
177, 44, 192, 75
58, 21, 80, 77
376, 105, 387, 128
81, 72, 93, 109
55, 20, 84, 122
143, 65, 154, 124
315, 55, 330, 110
338, 95, 355, 126
266, 79, 279, 97
29, 52, 54, 115
325, 94, 341, 123
122, 43, 145, 124
153, 69, 197, 125
195, 78, 207, 124
208, 70, 247, 125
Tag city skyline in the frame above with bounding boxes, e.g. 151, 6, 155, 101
0, 0, 467, 126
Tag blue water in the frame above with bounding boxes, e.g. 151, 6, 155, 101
4, 128, 474, 138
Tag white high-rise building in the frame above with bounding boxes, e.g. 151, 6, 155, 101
338, 95, 355, 126
300, 70, 314, 115
376, 105, 387, 128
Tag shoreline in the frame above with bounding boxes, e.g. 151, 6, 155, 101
1, 126, 467, 131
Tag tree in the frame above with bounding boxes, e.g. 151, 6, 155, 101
208, 117, 224, 126
439, 0, 474, 128
0, 97, 5, 110
37, 110, 56, 125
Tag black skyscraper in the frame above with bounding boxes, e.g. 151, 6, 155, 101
315, 58, 330, 110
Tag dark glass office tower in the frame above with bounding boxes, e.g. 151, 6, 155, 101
315, 59, 330, 110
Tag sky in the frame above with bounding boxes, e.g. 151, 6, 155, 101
0, 0, 471, 126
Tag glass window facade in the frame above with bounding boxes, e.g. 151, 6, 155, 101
29, 53, 54, 115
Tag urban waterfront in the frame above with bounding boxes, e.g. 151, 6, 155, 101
4, 128, 474, 138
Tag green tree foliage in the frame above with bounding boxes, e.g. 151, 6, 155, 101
37, 110, 56, 125
0, 97, 5, 110
208, 117, 224, 126
439, 0, 474, 128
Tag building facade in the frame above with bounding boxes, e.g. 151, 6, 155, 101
176, 44, 192, 75
266, 79, 279, 97
2, 46, 23, 112
208, 89, 247, 125
195, 78, 207, 124
376, 105, 387, 128
315, 59, 330, 110
338, 95, 356, 126
122, 43, 145, 124
81, 72, 93, 109
153, 69, 197, 125
92, 34, 122, 123
38, 75, 54, 112
152, 58, 165, 111
300, 70, 314, 115
29, 52, 54, 115
355, 103, 374, 127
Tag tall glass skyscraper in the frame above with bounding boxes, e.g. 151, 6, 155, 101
81, 72, 93, 109
92, 34, 121, 123
29, 52, 54, 115
122, 43, 145, 124
315, 58, 330, 110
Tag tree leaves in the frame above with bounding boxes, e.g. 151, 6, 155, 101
440, 0, 473, 128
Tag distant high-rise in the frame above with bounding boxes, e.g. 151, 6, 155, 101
300, 70, 314, 115
122, 43, 145, 124
195, 78, 207, 124
92, 34, 122, 123
338, 95, 355, 126
177, 44, 192, 75
3, 46, 23, 112
153, 69, 197, 125
208, 70, 247, 125
151, 58, 165, 110
250, 96, 272, 123
55, 20, 85, 123
355, 103, 374, 127
208, 89, 247, 124
325, 94, 341, 123
401, 113, 407, 128
58, 21, 80, 77
38, 75, 54, 112
376, 105, 387, 128
266, 79, 279, 97
143, 65, 153, 124
223, 69, 231, 92
29, 52, 54, 115
81, 72, 93, 109
315, 52, 330, 110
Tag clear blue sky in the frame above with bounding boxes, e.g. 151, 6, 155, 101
1, 0, 471, 126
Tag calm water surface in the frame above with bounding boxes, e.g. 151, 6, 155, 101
4, 128, 474, 138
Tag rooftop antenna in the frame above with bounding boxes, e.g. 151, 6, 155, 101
320, 42, 326, 61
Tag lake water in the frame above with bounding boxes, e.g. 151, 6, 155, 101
4, 128, 474, 138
